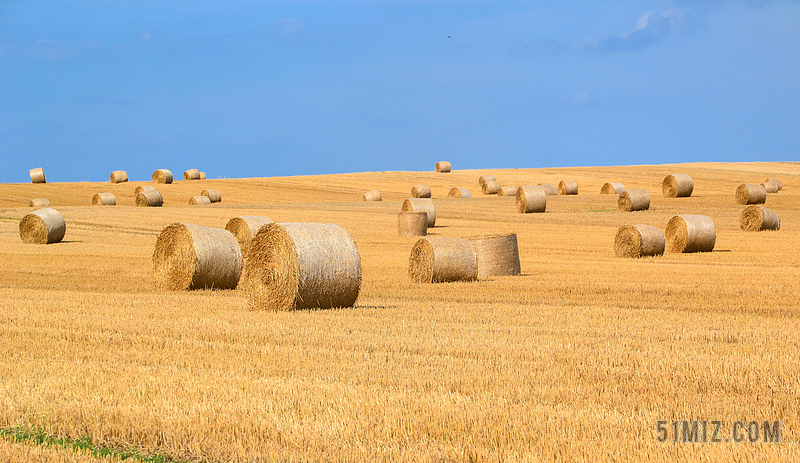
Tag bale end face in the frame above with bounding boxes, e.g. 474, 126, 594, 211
614, 225, 664, 258
225, 215, 273, 259
398, 212, 428, 236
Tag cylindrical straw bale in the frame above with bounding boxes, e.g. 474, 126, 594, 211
29, 168, 46, 184
92, 193, 116, 206
448, 187, 472, 198
735, 183, 767, 205
153, 223, 242, 291
411, 184, 432, 198
110, 170, 128, 183
740, 206, 780, 231
467, 233, 521, 278
135, 185, 156, 195
435, 161, 451, 173
363, 190, 382, 201
614, 225, 665, 258
225, 215, 273, 258
398, 212, 428, 236
201, 188, 222, 203
761, 181, 779, 194
408, 236, 477, 283
189, 196, 211, 205
765, 178, 782, 191
478, 175, 496, 187
184, 169, 201, 180
558, 180, 578, 195
617, 189, 650, 212
537, 183, 558, 196
662, 174, 693, 197
136, 189, 163, 207
199, 172, 207, 180
665, 215, 716, 253
498, 186, 518, 197
152, 169, 173, 184
19, 208, 65, 244
401, 198, 436, 227
482, 180, 500, 195
244, 223, 361, 311
601, 182, 625, 194
516, 186, 546, 213
29, 198, 50, 208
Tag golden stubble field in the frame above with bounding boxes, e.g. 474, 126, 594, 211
0, 162, 799, 462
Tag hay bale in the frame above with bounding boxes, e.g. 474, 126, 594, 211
537, 183, 558, 196
498, 186, 518, 197
665, 215, 716, 253
411, 184, 432, 198
448, 187, 472, 198
110, 170, 128, 183
199, 172, 207, 180
558, 180, 578, 195
153, 223, 242, 291
662, 174, 693, 197
762, 180, 779, 194
363, 190, 382, 201
478, 175, 496, 187
152, 169, 173, 184
135, 189, 163, 207
19, 208, 65, 244
243, 223, 361, 311
516, 186, 546, 213
225, 215, 273, 258
614, 225, 665, 258
467, 233, 521, 278
765, 178, 782, 191
482, 180, 500, 195
408, 236, 477, 283
398, 211, 428, 236
401, 198, 436, 227
29, 168, 46, 184
201, 188, 222, 203
29, 198, 50, 207
617, 189, 650, 212
735, 183, 767, 205
435, 161, 451, 173
601, 182, 625, 194
740, 206, 780, 231
189, 196, 211, 205
184, 169, 201, 180
134, 185, 156, 195
92, 193, 116, 206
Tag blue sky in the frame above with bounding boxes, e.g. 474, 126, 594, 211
1, 1, 798, 182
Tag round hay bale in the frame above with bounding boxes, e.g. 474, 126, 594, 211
478, 175, 496, 187
152, 169, 173, 184
92, 193, 116, 206
363, 190, 382, 201
398, 211, 428, 236
516, 186, 546, 213
411, 184, 432, 198
735, 183, 767, 205
153, 223, 242, 291
183, 169, 201, 180
614, 225, 665, 258
481, 180, 500, 195
189, 196, 211, 205
135, 189, 163, 207
467, 233, 521, 278
447, 187, 472, 198
601, 182, 625, 194
110, 170, 128, 183
761, 180, 779, 194
498, 186, 517, 197
201, 188, 222, 203
243, 223, 361, 311
401, 198, 436, 227
662, 174, 693, 198
537, 183, 558, 196
558, 180, 578, 195
19, 208, 65, 244
408, 236, 477, 283
617, 189, 650, 212
740, 206, 780, 231
665, 215, 716, 253
29, 168, 46, 184
29, 198, 50, 208
199, 172, 207, 180
225, 215, 273, 258
134, 185, 156, 195
435, 161, 451, 173
765, 178, 782, 191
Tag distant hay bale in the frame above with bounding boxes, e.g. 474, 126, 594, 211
398, 211, 428, 236
152, 169, 173, 184
614, 225, 665, 258
498, 186, 517, 197
516, 186, 546, 213
92, 193, 116, 206
467, 233, 521, 278
199, 172, 207, 180
665, 215, 716, 253
244, 223, 361, 311
765, 178, 782, 191
29, 198, 50, 208
448, 187, 472, 198
110, 170, 128, 183
363, 190, 382, 201
537, 183, 558, 196
29, 168, 46, 184
225, 215, 273, 258
558, 180, 578, 195
617, 189, 650, 212
135, 189, 163, 207
662, 174, 693, 198
411, 184, 432, 198
201, 188, 222, 203
761, 180, 779, 194
183, 169, 201, 180
482, 180, 500, 195
189, 196, 211, 205
740, 206, 780, 231
735, 183, 767, 205
19, 208, 65, 244
402, 198, 436, 227
601, 182, 625, 194
408, 236, 477, 283
134, 185, 156, 195
153, 223, 242, 291
435, 161, 451, 173
478, 175, 496, 187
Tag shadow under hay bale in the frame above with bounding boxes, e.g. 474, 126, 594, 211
189, 196, 211, 205
19, 208, 65, 244
29, 168, 46, 184
435, 161, 451, 173
735, 183, 767, 205
498, 186, 517, 197
398, 211, 428, 236
662, 174, 693, 198
468, 233, 521, 278
409, 236, 477, 283
601, 182, 625, 194
92, 193, 116, 206
448, 187, 472, 198
478, 175, 496, 187
136, 190, 163, 207
29, 198, 50, 208
411, 184, 432, 198
618, 189, 650, 212
516, 186, 546, 213
184, 169, 201, 180
363, 190, 382, 201
665, 215, 716, 253
614, 225, 664, 258
558, 180, 578, 195
135, 185, 156, 195
482, 180, 500, 195
202, 188, 222, 203
537, 183, 558, 196
762, 180, 779, 194
225, 215, 273, 259
401, 198, 436, 227
110, 170, 128, 183
152, 169, 173, 184
740, 206, 780, 231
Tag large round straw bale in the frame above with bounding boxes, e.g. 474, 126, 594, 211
189, 196, 211, 205
29, 198, 50, 207
110, 170, 128, 183
363, 190, 382, 201
601, 182, 625, 194
662, 174, 693, 197
558, 180, 578, 195
617, 189, 650, 212
152, 169, 173, 184
765, 178, 782, 191
19, 208, 65, 244
29, 168, 46, 184
408, 236, 477, 283
735, 183, 767, 205
135, 185, 156, 195
467, 233, 521, 278
153, 223, 242, 291
761, 180, 779, 194
401, 198, 436, 227
478, 175, 496, 187
740, 206, 780, 231
665, 215, 716, 253
537, 183, 558, 196
482, 180, 500, 195
244, 223, 361, 311
516, 186, 546, 213
184, 169, 201, 180
225, 215, 273, 258
398, 211, 428, 236
92, 193, 116, 206
411, 184, 432, 198
199, 172, 207, 180
136, 189, 163, 207
435, 161, 451, 173
448, 187, 472, 198
614, 225, 665, 258
498, 186, 518, 197
201, 188, 222, 203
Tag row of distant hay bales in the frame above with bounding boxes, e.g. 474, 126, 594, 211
30, 187, 223, 208
27, 167, 208, 184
